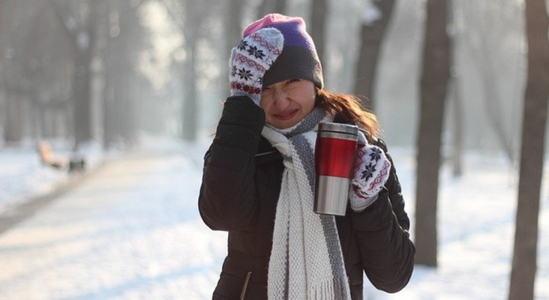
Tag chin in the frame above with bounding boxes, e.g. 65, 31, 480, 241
270, 114, 305, 129
274, 120, 299, 129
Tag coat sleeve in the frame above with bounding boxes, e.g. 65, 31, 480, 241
350, 139, 415, 293
198, 96, 265, 231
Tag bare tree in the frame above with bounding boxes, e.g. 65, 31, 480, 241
2, 90, 25, 143
456, 1, 523, 164
446, 0, 463, 177
448, 74, 464, 177
309, 0, 328, 67
508, 0, 549, 299
0, 0, 25, 144
49, 0, 98, 149
101, 0, 147, 148
0, 0, 6, 139
26, 4, 74, 141
353, 0, 396, 111
222, 0, 245, 96
414, 0, 452, 267
0, 0, 74, 144
162, 0, 217, 141
0, 0, 33, 144
256, 0, 287, 19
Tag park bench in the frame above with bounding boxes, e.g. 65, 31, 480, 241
36, 141, 86, 173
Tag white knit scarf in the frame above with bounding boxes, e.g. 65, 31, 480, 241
261, 108, 352, 300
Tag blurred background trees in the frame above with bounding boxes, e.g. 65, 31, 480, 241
0, 0, 531, 154
0, 0, 547, 298
414, 0, 451, 268
353, 0, 395, 111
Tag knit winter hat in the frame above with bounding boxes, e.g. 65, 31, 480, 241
243, 13, 324, 89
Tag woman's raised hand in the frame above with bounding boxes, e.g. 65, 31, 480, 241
229, 28, 284, 105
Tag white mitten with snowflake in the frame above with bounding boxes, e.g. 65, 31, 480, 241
349, 131, 392, 212
229, 28, 284, 105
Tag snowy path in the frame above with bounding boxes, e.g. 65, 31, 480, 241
0, 150, 226, 300
0, 145, 547, 300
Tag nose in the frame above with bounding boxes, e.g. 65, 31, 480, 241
273, 90, 290, 110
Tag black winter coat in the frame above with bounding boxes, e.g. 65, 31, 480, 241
199, 96, 415, 300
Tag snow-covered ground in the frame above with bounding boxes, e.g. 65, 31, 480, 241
0, 140, 107, 215
0, 137, 547, 300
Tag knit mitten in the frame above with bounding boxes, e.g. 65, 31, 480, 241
349, 131, 391, 212
229, 28, 284, 105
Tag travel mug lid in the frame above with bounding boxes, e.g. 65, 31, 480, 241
318, 122, 359, 139
318, 122, 359, 134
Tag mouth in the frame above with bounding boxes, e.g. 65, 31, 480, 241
273, 109, 298, 121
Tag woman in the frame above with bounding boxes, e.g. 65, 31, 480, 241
199, 13, 415, 300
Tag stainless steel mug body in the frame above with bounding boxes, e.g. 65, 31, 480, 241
314, 122, 359, 216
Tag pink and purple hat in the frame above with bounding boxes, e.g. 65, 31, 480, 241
242, 13, 324, 89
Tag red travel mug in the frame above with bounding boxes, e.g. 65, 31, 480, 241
314, 122, 359, 216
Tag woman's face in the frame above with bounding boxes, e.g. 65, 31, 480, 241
260, 79, 316, 129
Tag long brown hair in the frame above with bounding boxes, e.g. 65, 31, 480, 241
316, 89, 381, 141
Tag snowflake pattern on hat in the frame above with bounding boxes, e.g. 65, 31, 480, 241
229, 28, 284, 105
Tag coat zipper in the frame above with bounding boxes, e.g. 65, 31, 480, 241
239, 271, 252, 300
255, 150, 277, 157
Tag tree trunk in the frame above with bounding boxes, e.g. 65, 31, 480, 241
480, 56, 515, 163
73, 50, 93, 147
223, 0, 244, 96
414, 0, 451, 268
163, 0, 210, 141
353, 0, 396, 111
3, 92, 24, 143
448, 1, 462, 178
50, 0, 98, 149
508, 0, 549, 299
182, 43, 198, 141
449, 75, 463, 177
274, 0, 287, 14
309, 0, 328, 68
102, 83, 115, 149
256, 0, 287, 18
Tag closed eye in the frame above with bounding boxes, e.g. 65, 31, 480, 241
287, 79, 301, 84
